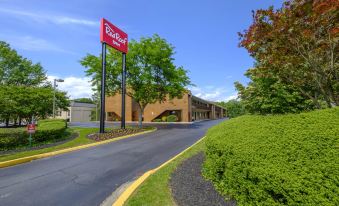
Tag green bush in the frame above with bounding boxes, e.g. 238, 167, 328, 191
217, 100, 246, 118
0, 119, 67, 151
166, 115, 178, 122
161, 116, 167, 122
153, 118, 162, 122
203, 108, 339, 205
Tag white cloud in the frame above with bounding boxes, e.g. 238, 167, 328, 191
1, 35, 76, 53
225, 93, 238, 102
54, 17, 98, 26
46, 75, 238, 102
48, 75, 94, 99
188, 86, 235, 102
0, 8, 98, 27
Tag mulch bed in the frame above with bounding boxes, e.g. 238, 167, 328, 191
170, 152, 236, 206
87, 128, 145, 142
0, 132, 79, 155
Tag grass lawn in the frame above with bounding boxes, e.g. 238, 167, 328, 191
0, 127, 96, 162
125, 137, 206, 206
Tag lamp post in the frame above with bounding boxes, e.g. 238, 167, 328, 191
53, 78, 64, 118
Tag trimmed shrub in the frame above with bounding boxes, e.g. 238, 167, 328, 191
153, 118, 162, 122
203, 108, 339, 205
161, 116, 167, 122
0, 119, 67, 151
167, 115, 178, 122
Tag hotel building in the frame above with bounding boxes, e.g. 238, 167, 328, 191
105, 91, 226, 122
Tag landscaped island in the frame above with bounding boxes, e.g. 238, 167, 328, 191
0, 119, 69, 152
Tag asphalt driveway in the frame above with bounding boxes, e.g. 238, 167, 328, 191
0, 119, 225, 206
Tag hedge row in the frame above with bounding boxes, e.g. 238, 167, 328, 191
0, 119, 67, 151
153, 115, 178, 122
203, 108, 339, 205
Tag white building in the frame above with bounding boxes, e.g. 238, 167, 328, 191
56, 101, 96, 122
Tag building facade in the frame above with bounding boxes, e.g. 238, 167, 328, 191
56, 101, 96, 122
105, 92, 226, 122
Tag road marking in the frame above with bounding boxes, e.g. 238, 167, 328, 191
112, 136, 206, 206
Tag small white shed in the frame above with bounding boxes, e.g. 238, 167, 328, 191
56, 101, 96, 122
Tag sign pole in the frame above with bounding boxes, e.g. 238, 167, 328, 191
100, 43, 107, 133
100, 18, 128, 131
29, 133, 32, 147
27, 115, 35, 147
121, 53, 126, 129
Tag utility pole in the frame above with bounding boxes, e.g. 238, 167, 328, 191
53, 78, 64, 118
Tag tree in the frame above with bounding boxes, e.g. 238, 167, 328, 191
73, 98, 94, 104
81, 34, 191, 127
0, 41, 70, 126
0, 41, 47, 86
217, 99, 246, 118
89, 92, 100, 121
239, 0, 339, 108
0, 87, 18, 126
235, 68, 314, 115
0, 86, 69, 127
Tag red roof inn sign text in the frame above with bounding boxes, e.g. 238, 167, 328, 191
99, 18, 128, 133
100, 18, 128, 53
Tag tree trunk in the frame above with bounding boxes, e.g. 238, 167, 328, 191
19, 118, 22, 126
138, 106, 144, 128
325, 98, 332, 108
312, 92, 321, 109
298, 88, 321, 109
335, 97, 339, 107
326, 82, 338, 106
5, 118, 9, 127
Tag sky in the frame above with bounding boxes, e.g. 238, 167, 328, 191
0, 0, 284, 101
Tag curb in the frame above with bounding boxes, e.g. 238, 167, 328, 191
0, 128, 157, 169
112, 135, 206, 206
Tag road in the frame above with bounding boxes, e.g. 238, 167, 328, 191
0, 119, 225, 206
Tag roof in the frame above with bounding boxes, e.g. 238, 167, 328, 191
192, 95, 213, 104
191, 95, 227, 110
70, 101, 96, 108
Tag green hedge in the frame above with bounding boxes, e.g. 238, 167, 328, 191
0, 119, 67, 151
152, 115, 178, 122
167, 115, 178, 122
203, 108, 339, 205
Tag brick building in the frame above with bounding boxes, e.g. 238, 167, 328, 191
105, 92, 226, 122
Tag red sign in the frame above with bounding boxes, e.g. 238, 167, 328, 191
27, 124, 36, 134
100, 18, 128, 53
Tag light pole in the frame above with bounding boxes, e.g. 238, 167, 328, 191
53, 78, 64, 118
